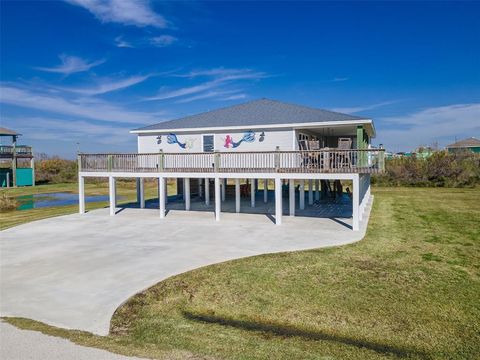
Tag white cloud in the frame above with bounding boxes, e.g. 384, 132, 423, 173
175, 68, 268, 80
175, 90, 243, 104
0, 85, 163, 124
66, 0, 168, 28
145, 80, 221, 101
146, 68, 268, 101
150, 35, 178, 47
222, 94, 247, 101
332, 100, 401, 114
54, 74, 151, 95
331, 77, 349, 82
9, 117, 132, 145
377, 103, 480, 151
115, 36, 134, 48
35, 55, 105, 75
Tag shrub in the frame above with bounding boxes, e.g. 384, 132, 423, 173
373, 151, 480, 187
35, 155, 77, 184
0, 192, 18, 212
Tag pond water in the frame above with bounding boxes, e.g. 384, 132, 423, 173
15, 192, 113, 211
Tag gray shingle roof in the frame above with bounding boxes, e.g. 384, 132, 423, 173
133, 98, 367, 132
446, 137, 480, 148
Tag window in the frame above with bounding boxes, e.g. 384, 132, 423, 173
203, 135, 214, 152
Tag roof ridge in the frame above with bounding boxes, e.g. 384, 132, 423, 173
132, 99, 266, 131
132, 98, 371, 132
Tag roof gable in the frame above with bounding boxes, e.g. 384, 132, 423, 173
133, 98, 368, 133
446, 137, 480, 148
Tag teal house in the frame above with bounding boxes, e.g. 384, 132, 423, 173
0, 127, 35, 187
446, 137, 480, 154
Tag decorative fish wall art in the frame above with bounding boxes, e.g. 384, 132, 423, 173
224, 131, 256, 148
166, 133, 196, 149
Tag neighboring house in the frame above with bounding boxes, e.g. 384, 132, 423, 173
78, 99, 385, 230
0, 127, 35, 187
446, 137, 480, 153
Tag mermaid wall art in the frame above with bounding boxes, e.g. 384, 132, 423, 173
223, 131, 256, 149
167, 133, 197, 150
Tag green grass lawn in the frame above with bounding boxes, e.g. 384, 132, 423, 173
3, 187, 480, 359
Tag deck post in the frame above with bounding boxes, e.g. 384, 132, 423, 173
214, 177, 221, 221
275, 177, 282, 225
164, 178, 168, 204
289, 179, 295, 216
352, 174, 360, 231
109, 176, 116, 216
159, 176, 165, 218
78, 175, 85, 214
315, 179, 320, 201
299, 180, 305, 210
263, 179, 268, 203
137, 178, 145, 208
185, 177, 190, 211
235, 178, 241, 213
221, 178, 226, 202
31, 155, 35, 187
205, 178, 210, 206
308, 179, 313, 205
250, 179, 255, 207
198, 178, 203, 198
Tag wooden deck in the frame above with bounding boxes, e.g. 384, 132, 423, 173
79, 149, 385, 174
0, 145, 33, 159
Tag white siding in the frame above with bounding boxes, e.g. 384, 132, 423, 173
137, 128, 294, 153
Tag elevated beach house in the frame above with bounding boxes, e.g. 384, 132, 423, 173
78, 99, 384, 230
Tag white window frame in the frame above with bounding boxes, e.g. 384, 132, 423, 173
202, 133, 215, 152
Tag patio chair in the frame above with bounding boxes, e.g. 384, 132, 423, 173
307, 140, 320, 169
337, 138, 352, 169
299, 140, 311, 168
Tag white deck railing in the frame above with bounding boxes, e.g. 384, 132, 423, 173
78, 149, 385, 174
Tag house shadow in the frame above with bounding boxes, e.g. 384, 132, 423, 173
182, 310, 429, 359
115, 194, 353, 229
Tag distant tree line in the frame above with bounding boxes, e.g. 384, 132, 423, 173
35, 153, 77, 184
373, 151, 480, 187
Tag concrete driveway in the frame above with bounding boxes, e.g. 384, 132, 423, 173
0, 199, 372, 336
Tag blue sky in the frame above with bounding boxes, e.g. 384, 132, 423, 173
1, 0, 479, 158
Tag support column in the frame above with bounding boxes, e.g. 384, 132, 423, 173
299, 180, 305, 210
235, 178, 241, 213
31, 157, 35, 187
315, 179, 320, 201
250, 179, 255, 208
165, 178, 168, 204
353, 174, 360, 231
215, 177, 221, 221
136, 178, 145, 209
275, 177, 282, 225
182, 178, 186, 200
205, 178, 210, 206
198, 178, 203, 198
78, 176, 85, 214
159, 177, 165, 218
185, 178, 190, 211
109, 176, 116, 216
289, 179, 295, 216
308, 179, 313, 205
221, 178, 226, 202
263, 179, 268, 203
